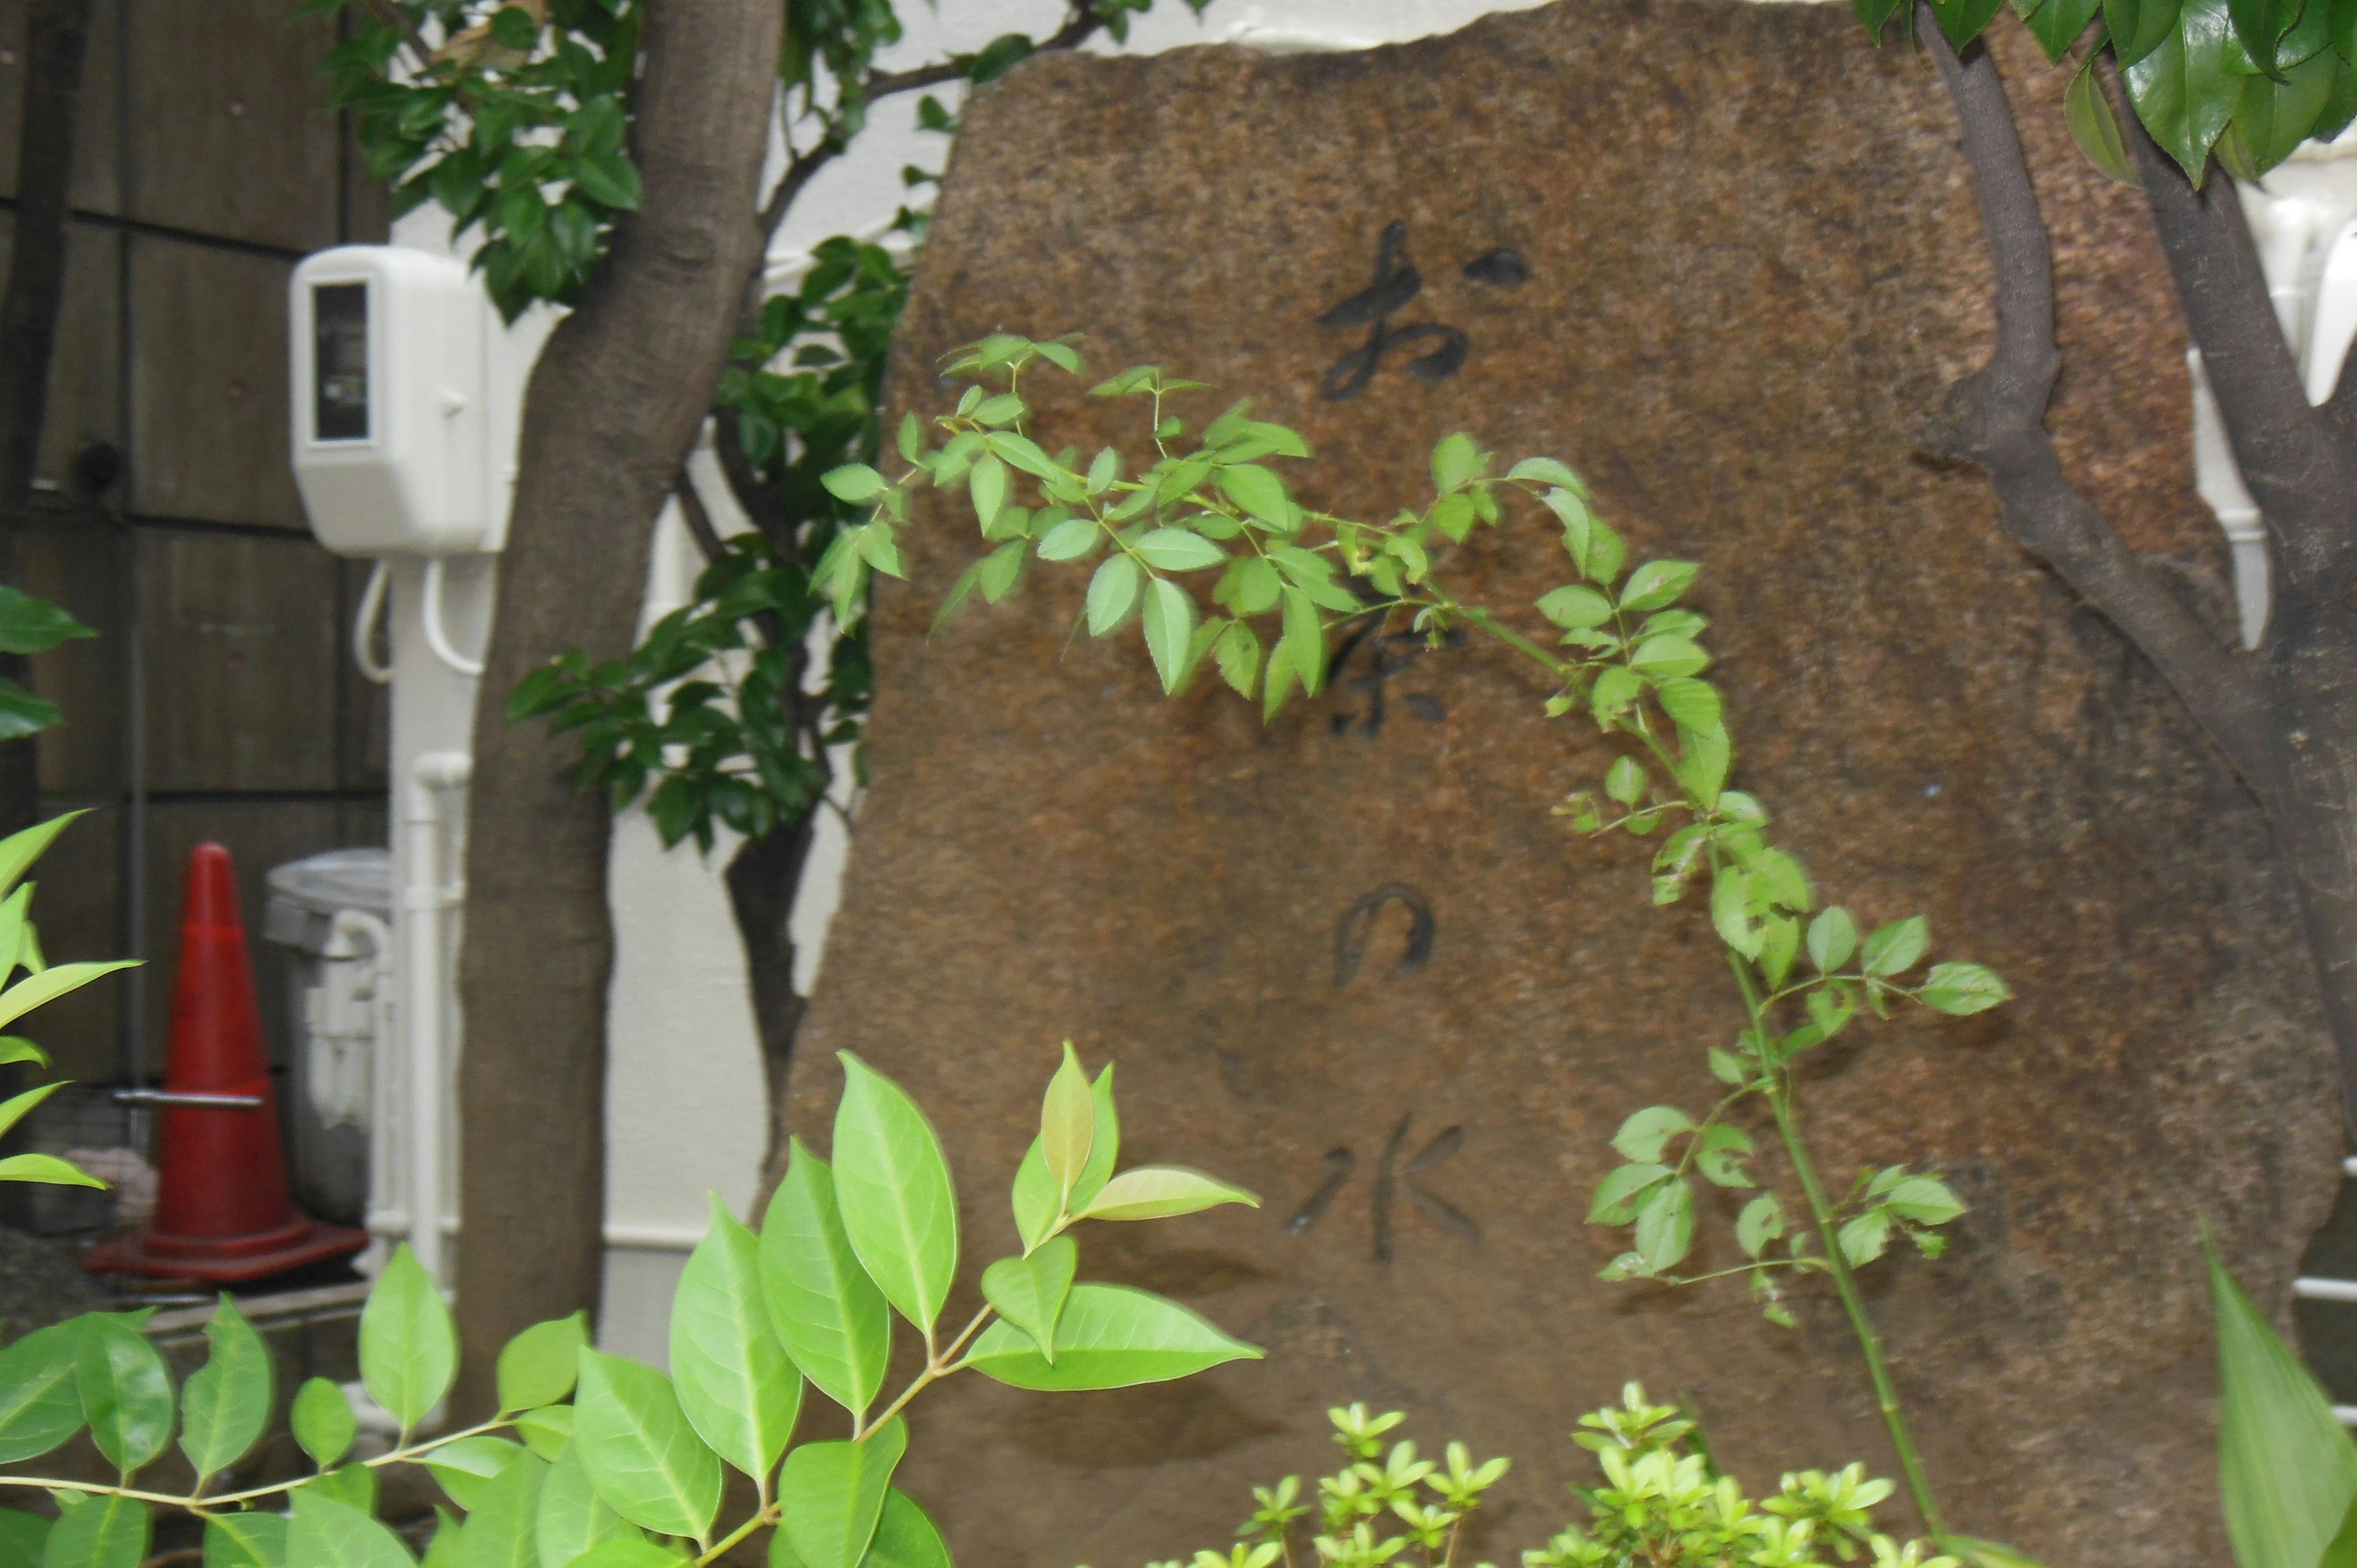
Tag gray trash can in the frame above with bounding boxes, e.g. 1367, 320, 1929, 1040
262, 848, 389, 1226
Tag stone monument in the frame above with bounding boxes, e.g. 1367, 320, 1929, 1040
788, 5, 2340, 1564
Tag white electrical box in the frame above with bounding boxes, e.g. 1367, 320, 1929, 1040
290, 245, 533, 557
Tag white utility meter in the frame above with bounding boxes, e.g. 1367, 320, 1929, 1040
288, 245, 525, 557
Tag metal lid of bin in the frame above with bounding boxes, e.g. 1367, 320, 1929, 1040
263, 847, 390, 919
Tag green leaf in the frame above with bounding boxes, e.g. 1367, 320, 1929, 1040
0, 960, 136, 1033
1806, 908, 1857, 973
1215, 620, 1261, 698
1280, 587, 1325, 697
1142, 578, 1195, 694
41, 1494, 145, 1568
1039, 1043, 1094, 1207
292, 1377, 356, 1470
1918, 960, 2010, 1015
831, 1052, 960, 1338
313, 1461, 377, 1515
419, 1435, 522, 1511
1071, 1065, 1120, 1215
2233, 42, 2339, 168
1604, 756, 1646, 807
563, 1542, 676, 1568
1215, 465, 1295, 532
451, 1447, 544, 1568
359, 1244, 457, 1434
1736, 1194, 1786, 1259
514, 1404, 571, 1461
969, 453, 1007, 534
1628, 635, 1709, 679
0, 1510, 44, 1568
2213, 1245, 2357, 1568
2126, 0, 2245, 179
862, 1489, 951, 1568
0, 682, 58, 743
962, 1283, 1261, 1389
1692, 1125, 1755, 1188
1884, 1176, 1966, 1226
1633, 1178, 1696, 1273
2112, 0, 2189, 61
1036, 517, 1099, 562
821, 465, 888, 503
2026, 0, 2104, 53
0, 589, 92, 656
79, 1313, 174, 1474
0, 1038, 47, 1071
2067, 57, 2141, 182
1711, 868, 1765, 960
1078, 1165, 1259, 1222
980, 1237, 1077, 1361
1430, 432, 1485, 493
1654, 678, 1720, 733
536, 1434, 636, 1568
420, 1508, 462, 1568
1612, 1107, 1695, 1164
1537, 585, 1615, 630
202, 1512, 287, 1568
1134, 528, 1225, 571
0, 1321, 88, 1466
671, 1192, 800, 1482
1619, 560, 1698, 612
1860, 916, 1928, 976
572, 1350, 723, 1540
286, 1492, 415, 1568
1588, 1162, 1671, 1225
0, 813, 76, 906
0, 1152, 98, 1189
779, 1418, 908, 1568
759, 1140, 890, 1418
497, 1314, 588, 1413
180, 1296, 272, 1483
1086, 555, 1142, 636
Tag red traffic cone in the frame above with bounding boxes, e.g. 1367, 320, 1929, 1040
83, 844, 367, 1283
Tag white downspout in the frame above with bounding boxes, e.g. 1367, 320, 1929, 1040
403, 751, 471, 1288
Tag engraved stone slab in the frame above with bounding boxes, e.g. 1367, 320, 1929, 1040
788, 7, 2339, 1564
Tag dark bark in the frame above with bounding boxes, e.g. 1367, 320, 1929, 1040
0, 0, 96, 840
724, 811, 816, 1221
1922, 12, 2357, 1122
452, 0, 783, 1416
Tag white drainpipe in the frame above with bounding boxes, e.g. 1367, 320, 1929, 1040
402, 751, 471, 1288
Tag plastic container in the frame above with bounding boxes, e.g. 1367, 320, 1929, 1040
261, 848, 390, 1226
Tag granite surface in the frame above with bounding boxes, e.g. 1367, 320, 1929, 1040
786, 6, 2339, 1563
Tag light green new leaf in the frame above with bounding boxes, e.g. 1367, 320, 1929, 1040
0, 1510, 43, 1568
41, 1494, 145, 1568
2213, 1246, 2357, 1568
1142, 577, 1196, 695
1078, 1166, 1260, 1222
536, 1434, 636, 1568
1860, 916, 1928, 977
1919, 961, 2010, 1016
452, 1448, 546, 1568
514, 1404, 571, 1460
819, 464, 886, 504
968, 453, 1007, 534
1736, 1194, 1786, 1258
497, 1313, 588, 1413
863, 1488, 952, 1568
1633, 1178, 1696, 1273
1216, 465, 1295, 532
420, 1508, 463, 1568
961, 1284, 1261, 1390
1536, 585, 1614, 630
0, 961, 135, 1035
572, 1350, 723, 1540
1072, 1064, 1119, 1213
78, 1313, 174, 1474
1620, 560, 1698, 612
1036, 517, 1099, 562
291, 1377, 357, 1469
780, 1418, 908, 1568
672, 1192, 801, 1482
1612, 1106, 1695, 1164
1885, 1176, 1967, 1226
1806, 908, 1857, 974
1135, 528, 1225, 571
832, 1052, 959, 1338
759, 1140, 890, 1418
180, 1295, 272, 1483
202, 1511, 288, 1568
981, 1237, 1077, 1362
0, 1154, 100, 1188
286, 1491, 416, 1568
0, 813, 79, 904
360, 1244, 457, 1435
1014, 1066, 1120, 1252
312, 1463, 377, 1515
1654, 678, 1720, 733
1039, 1043, 1094, 1206
0, 1321, 87, 1462
564, 1542, 677, 1568
1086, 555, 1141, 636
1588, 1162, 1671, 1226
419, 1435, 522, 1510
1710, 868, 1764, 960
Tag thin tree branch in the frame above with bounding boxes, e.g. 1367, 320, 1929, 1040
672, 471, 727, 563
1919, 10, 2278, 791
2112, 66, 2357, 597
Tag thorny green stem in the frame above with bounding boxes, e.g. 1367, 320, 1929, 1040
1724, 950, 1946, 1540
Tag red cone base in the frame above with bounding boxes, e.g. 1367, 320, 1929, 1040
83, 843, 366, 1284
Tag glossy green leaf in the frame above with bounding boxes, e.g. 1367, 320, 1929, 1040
961, 1283, 1261, 1390
497, 1313, 588, 1413
2233, 43, 2340, 168
779, 1417, 908, 1568
2026, 0, 2105, 54
452, 1448, 545, 1568
359, 1244, 457, 1434
572, 1349, 722, 1540
2127, 0, 2246, 179
419, 1435, 522, 1511
0, 1321, 87, 1462
181, 1295, 273, 1483
863, 1489, 951, 1568
672, 1192, 801, 1482
1085, 555, 1141, 636
980, 1237, 1077, 1361
2213, 1246, 2357, 1568
291, 1376, 356, 1470
831, 1052, 959, 1338
2067, 59, 2142, 183
2229, 0, 2294, 73
2111, 0, 2189, 62
759, 1139, 890, 1418
0, 589, 93, 657
0, 683, 58, 743
1039, 1043, 1094, 1207
285, 1491, 416, 1568
1930, 0, 2009, 45
41, 1494, 145, 1568
536, 1434, 637, 1568
202, 1511, 287, 1568
78, 1313, 175, 1473
0, 1510, 44, 1568
1077, 1165, 1260, 1222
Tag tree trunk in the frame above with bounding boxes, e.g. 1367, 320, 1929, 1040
0, 0, 96, 840
452, 0, 783, 1415
2267, 599, 2357, 1110
724, 813, 816, 1220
